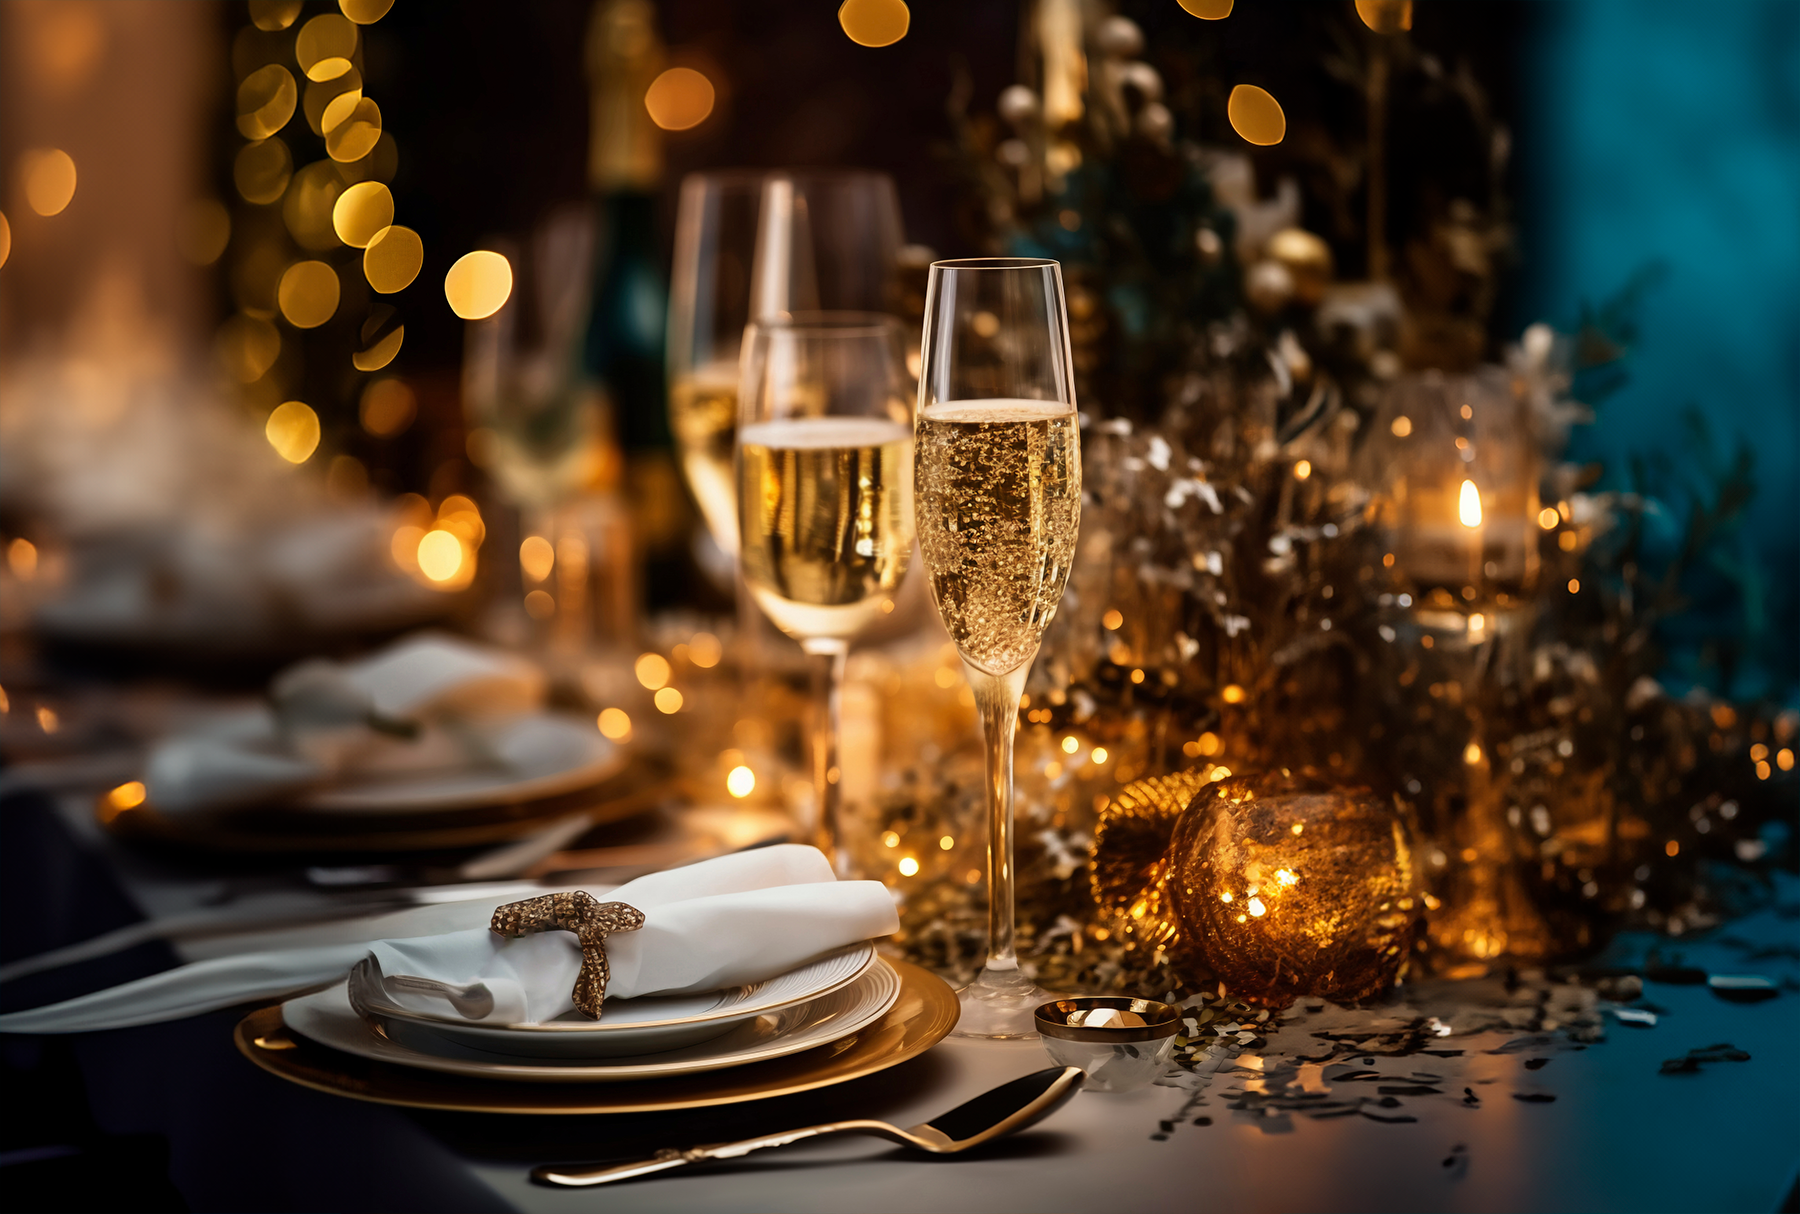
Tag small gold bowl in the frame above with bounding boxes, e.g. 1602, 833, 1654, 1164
1034, 997, 1181, 1092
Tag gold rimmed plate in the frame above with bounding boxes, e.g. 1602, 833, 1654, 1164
99, 751, 672, 856
235, 958, 957, 1114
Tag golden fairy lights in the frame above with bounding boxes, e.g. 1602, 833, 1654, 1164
1178, 0, 1233, 17
278, 260, 340, 328
332, 181, 393, 248
363, 224, 422, 293
1227, 85, 1285, 146
265, 401, 321, 463
444, 251, 514, 319
0, 211, 11, 268
838, 0, 910, 47
21, 149, 78, 216
644, 67, 716, 131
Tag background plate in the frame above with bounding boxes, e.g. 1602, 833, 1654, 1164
235, 957, 956, 1113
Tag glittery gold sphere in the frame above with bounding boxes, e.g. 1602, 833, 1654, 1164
1170, 771, 1418, 1007
1265, 228, 1334, 307
1094, 769, 1419, 1007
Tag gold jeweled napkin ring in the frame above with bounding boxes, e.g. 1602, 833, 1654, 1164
490, 891, 645, 1019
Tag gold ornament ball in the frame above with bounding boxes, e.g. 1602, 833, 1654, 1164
1265, 228, 1334, 307
1169, 771, 1418, 1007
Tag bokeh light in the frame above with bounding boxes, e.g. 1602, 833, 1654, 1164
1227, 84, 1285, 146
283, 160, 348, 249
234, 138, 293, 205
363, 224, 422, 293
325, 97, 382, 162
655, 686, 684, 714
0, 212, 11, 269
519, 535, 555, 582
644, 68, 715, 131
108, 781, 148, 811
838, 0, 910, 47
898, 856, 920, 876
1458, 479, 1484, 528
21, 149, 77, 216
303, 68, 362, 136
353, 325, 404, 372
598, 708, 632, 740
296, 13, 357, 82
1178, 0, 1233, 17
332, 180, 393, 247
248, 0, 303, 31
178, 199, 231, 266
218, 314, 281, 382
359, 377, 415, 436
635, 653, 672, 690
265, 401, 321, 463
237, 64, 298, 139
689, 631, 722, 667
1355, 0, 1414, 33
727, 765, 756, 797
444, 250, 514, 319
277, 260, 340, 328
339, 0, 395, 24
416, 529, 465, 583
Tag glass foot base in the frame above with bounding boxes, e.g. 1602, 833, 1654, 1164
952, 965, 1055, 1039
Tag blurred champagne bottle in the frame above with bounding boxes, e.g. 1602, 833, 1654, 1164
582, 0, 697, 614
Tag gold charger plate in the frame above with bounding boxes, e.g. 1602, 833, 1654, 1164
234, 958, 957, 1113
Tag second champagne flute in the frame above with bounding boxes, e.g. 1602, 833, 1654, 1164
737, 314, 916, 870
914, 258, 1083, 1038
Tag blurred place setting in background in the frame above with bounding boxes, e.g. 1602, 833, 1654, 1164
0, 1, 1796, 1212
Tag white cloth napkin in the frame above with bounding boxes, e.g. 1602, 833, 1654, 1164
371, 845, 899, 1024
0, 846, 899, 1035
143, 632, 545, 816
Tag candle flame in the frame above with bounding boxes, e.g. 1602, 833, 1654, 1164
1458, 479, 1483, 528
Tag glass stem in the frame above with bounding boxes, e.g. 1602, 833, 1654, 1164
967, 659, 1030, 974
803, 639, 848, 874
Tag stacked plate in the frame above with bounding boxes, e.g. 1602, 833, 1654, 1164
279, 942, 905, 1083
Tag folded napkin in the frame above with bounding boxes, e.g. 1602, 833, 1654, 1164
372, 845, 899, 1024
0, 846, 898, 1035
143, 632, 545, 816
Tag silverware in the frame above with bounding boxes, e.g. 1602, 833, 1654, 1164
531, 1065, 1085, 1188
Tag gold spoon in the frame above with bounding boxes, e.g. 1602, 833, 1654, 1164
533, 1065, 1085, 1187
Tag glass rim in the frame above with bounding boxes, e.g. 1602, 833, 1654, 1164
929, 257, 1059, 271
745, 310, 904, 337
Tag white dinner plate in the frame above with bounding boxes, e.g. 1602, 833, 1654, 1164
297, 714, 626, 815
283, 958, 902, 1083
346, 942, 877, 1057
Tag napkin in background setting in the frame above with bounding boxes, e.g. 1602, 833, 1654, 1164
0, 846, 899, 1035
142, 632, 545, 816
371, 844, 900, 1023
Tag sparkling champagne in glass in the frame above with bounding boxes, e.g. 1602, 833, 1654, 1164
914, 259, 1082, 1038
738, 314, 915, 868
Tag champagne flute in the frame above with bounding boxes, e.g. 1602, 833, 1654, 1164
668, 171, 765, 559
668, 170, 905, 559
914, 258, 1082, 1038
737, 314, 916, 870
